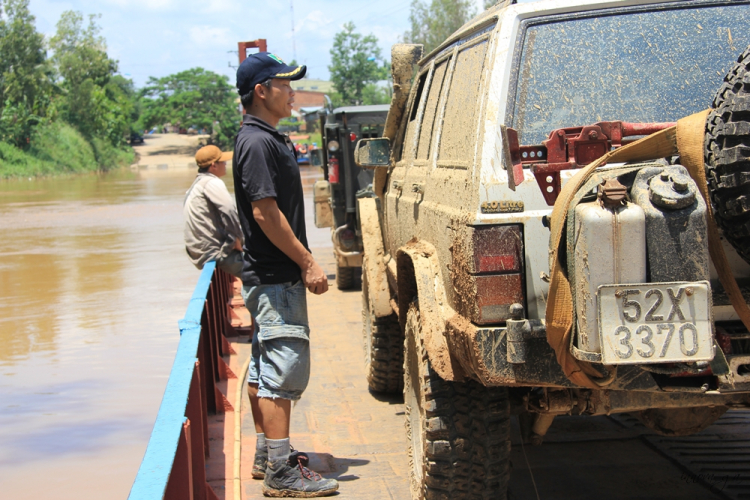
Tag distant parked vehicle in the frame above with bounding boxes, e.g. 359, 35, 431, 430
129, 133, 144, 145
294, 142, 310, 165
309, 104, 389, 290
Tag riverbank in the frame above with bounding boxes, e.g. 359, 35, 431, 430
0, 122, 135, 179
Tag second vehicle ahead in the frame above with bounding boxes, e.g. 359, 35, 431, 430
311, 104, 389, 290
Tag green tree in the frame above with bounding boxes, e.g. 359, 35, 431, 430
361, 83, 391, 105
329, 22, 389, 106
139, 68, 239, 148
51, 11, 116, 88
49, 11, 132, 147
403, 0, 476, 54
108, 75, 140, 133
0, 6, 137, 176
0, 0, 52, 148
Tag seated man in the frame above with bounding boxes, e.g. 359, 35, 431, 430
183, 145, 244, 277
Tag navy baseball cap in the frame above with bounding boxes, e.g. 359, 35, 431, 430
236, 52, 307, 95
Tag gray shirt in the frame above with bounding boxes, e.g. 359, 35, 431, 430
183, 173, 243, 269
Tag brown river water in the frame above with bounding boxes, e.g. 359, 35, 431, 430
0, 165, 327, 498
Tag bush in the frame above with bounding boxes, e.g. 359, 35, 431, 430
0, 121, 133, 178
0, 141, 57, 177
90, 137, 135, 171
29, 121, 98, 172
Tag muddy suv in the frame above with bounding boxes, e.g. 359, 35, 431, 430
354, 0, 750, 498
311, 105, 389, 289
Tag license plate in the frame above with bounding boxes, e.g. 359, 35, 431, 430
597, 282, 713, 365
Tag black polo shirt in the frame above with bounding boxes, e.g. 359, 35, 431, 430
233, 115, 309, 285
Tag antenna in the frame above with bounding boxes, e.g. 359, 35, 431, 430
290, 0, 297, 62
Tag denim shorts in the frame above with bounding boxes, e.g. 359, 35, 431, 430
242, 280, 310, 401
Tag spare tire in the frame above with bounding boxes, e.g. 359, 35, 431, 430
705, 45, 750, 265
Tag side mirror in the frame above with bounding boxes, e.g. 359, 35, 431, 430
354, 138, 391, 168
310, 149, 324, 168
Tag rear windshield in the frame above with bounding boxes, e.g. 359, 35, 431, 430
511, 2, 750, 145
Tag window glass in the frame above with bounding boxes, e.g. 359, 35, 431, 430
361, 124, 385, 139
402, 72, 428, 160
438, 39, 489, 167
512, 3, 750, 145
417, 59, 450, 160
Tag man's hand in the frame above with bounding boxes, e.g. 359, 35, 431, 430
302, 258, 328, 295
233, 237, 243, 252
251, 197, 328, 295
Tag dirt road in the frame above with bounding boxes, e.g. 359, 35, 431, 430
131, 133, 208, 169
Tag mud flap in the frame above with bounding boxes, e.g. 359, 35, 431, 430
358, 197, 392, 318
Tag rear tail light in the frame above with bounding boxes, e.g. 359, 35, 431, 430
475, 274, 524, 323
457, 224, 525, 325
472, 225, 522, 273
328, 158, 339, 183
350, 132, 357, 142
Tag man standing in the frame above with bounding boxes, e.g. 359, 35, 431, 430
184, 145, 244, 278
233, 53, 337, 497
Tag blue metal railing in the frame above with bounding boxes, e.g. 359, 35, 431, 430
129, 262, 236, 500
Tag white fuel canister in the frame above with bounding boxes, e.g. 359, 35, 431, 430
573, 179, 647, 353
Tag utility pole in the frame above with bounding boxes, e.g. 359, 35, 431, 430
290, 0, 297, 62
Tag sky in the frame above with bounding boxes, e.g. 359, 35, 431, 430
26, 0, 489, 89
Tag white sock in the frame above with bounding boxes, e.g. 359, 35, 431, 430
256, 433, 266, 452
267, 437, 290, 463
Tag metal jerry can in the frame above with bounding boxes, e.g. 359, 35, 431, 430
574, 179, 647, 353
630, 165, 709, 283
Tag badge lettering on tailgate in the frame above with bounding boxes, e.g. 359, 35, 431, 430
481, 200, 524, 213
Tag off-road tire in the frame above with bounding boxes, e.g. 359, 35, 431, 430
361, 265, 403, 393
404, 301, 511, 500
335, 263, 355, 290
705, 44, 750, 264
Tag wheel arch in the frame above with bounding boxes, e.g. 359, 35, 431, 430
396, 239, 466, 382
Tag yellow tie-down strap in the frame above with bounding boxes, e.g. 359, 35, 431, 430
545, 109, 750, 389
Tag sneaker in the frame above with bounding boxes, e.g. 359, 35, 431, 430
252, 448, 268, 479
252, 444, 303, 480
262, 451, 339, 497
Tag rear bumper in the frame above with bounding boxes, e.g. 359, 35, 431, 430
445, 315, 750, 396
